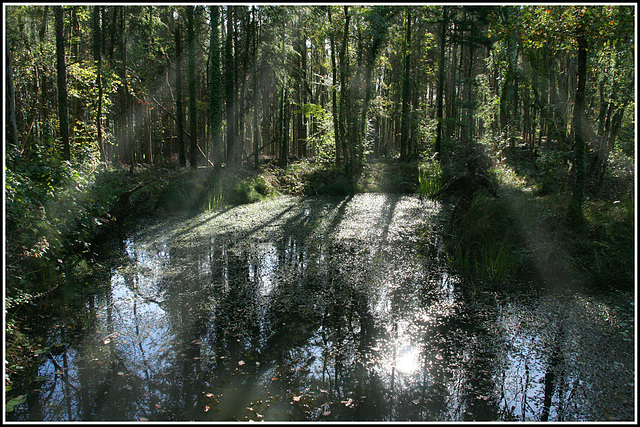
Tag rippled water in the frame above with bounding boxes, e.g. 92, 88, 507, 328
8, 194, 635, 421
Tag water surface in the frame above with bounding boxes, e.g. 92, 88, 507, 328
8, 194, 635, 421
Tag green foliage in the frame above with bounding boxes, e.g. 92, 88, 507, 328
535, 150, 571, 195
5, 394, 27, 413
418, 158, 442, 198
155, 167, 278, 213
446, 237, 519, 284
444, 197, 523, 284
578, 197, 635, 288
302, 103, 336, 164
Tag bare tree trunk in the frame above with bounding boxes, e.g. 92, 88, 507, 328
6, 35, 19, 153
175, 22, 186, 167
92, 6, 105, 162
400, 8, 412, 162
187, 6, 198, 168
55, 6, 71, 161
568, 11, 587, 226
435, 7, 447, 160
328, 8, 341, 168
209, 5, 222, 168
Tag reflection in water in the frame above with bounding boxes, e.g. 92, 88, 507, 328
8, 195, 635, 421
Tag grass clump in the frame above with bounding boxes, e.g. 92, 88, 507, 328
418, 158, 442, 199
443, 196, 524, 284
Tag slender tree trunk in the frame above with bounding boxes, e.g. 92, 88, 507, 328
568, 11, 587, 226
175, 22, 186, 167
209, 6, 222, 168
6, 36, 19, 153
328, 8, 341, 168
278, 86, 288, 168
435, 7, 447, 160
187, 6, 198, 168
92, 6, 105, 162
400, 8, 412, 162
251, 7, 260, 169
224, 6, 235, 164
55, 6, 71, 161
339, 6, 351, 174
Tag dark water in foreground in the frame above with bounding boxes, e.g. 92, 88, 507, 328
7, 195, 635, 421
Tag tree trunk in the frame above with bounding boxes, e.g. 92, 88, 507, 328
568, 11, 587, 226
209, 6, 222, 168
55, 6, 71, 161
339, 6, 351, 174
400, 8, 412, 162
187, 6, 198, 168
435, 7, 447, 160
328, 8, 341, 168
92, 6, 105, 162
6, 34, 19, 153
224, 6, 235, 164
175, 22, 186, 167
278, 86, 288, 168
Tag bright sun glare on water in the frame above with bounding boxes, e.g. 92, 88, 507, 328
395, 344, 422, 375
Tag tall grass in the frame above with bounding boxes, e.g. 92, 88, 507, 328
446, 238, 519, 284
418, 160, 442, 199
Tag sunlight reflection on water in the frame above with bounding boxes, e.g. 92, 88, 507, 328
12, 195, 634, 422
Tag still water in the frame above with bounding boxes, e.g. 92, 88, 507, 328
8, 194, 635, 421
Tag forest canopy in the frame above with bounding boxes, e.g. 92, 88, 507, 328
6, 4, 634, 169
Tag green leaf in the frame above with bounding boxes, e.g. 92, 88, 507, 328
6, 395, 27, 412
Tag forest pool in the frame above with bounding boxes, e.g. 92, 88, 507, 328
6, 194, 635, 421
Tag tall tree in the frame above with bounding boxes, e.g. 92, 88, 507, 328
54, 6, 71, 161
338, 6, 351, 173
224, 6, 236, 164
92, 6, 104, 161
6, 34, 19, 153
187, 6, 198, 168
327, 7, 341, 168
568, 7, 588, 226
434, 7, 447, 160
209, 5, 222, 168
399, 7, 412, 161
175, 20, 186, 167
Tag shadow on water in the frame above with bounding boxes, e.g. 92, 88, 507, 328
7, 195, 635, 421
